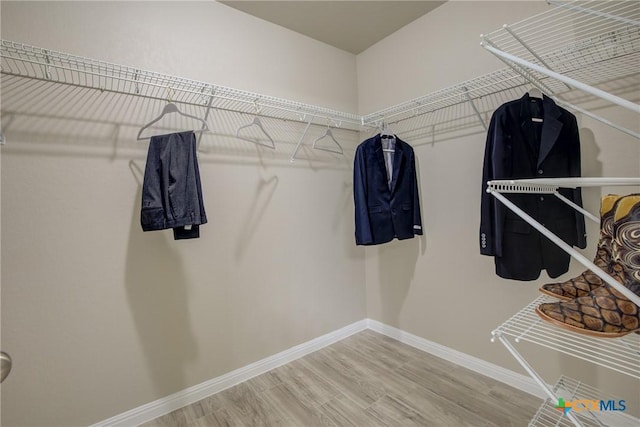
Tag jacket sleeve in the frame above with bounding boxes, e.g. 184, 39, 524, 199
568, 114, 587, 249
354, 145, 373, 245
480, 111, 500, 256
411, 149, 423, 235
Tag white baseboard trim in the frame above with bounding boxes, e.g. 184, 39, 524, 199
366, 319, 548, 399
90, 319, 368, 427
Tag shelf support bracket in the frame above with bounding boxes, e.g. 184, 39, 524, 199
462, 86, 487, 130
481, 44, 640, 113
43, 50, 52, 80
502, 25, 571, 91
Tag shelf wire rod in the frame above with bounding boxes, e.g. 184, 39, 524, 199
461, 86, 487, 130
503, 24, 572, 91
480, 37, 558, 95
482, 44, 640, 113
555, 93, 638, 139
548, 0, 640, 29
620, 340, 640, 357
499, 319, 640, 363
494, 333, 585, 427
489, 189, 640, 307
514, 317, 543, 343
553, 191, 600, 223
498, 329, 640, 375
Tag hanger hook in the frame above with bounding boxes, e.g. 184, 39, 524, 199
166, 86, 175, 103
253, 101, 262, 115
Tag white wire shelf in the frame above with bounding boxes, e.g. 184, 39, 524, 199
529, 375, 639, 427
492, 295, 640, 380
481, 0, 640, 122
0, 39, 363, 131
483, 1, 639, 67
488, 177, 640, 193
1, 1, 637, 146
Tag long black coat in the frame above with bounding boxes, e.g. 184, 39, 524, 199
480, 94, 587, 280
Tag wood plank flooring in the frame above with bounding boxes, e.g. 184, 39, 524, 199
141, 330, 541, 426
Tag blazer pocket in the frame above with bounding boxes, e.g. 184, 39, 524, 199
368, 205, 383, 213
504, 219, 531, 234
401, 204, 411, 211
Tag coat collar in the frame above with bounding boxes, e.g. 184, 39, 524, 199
519, 93, 563, 168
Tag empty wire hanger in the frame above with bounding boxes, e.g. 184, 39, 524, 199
236, 103, 275, 149
313, 120, 343, 155
137, 87, 210, 140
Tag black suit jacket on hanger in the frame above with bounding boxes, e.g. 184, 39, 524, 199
354, 134, 423, 245
480, 94, 587, 280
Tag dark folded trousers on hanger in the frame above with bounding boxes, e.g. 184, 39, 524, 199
141, 131, 207, 240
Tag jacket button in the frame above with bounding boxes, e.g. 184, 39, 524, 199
392, 209, 397, 214
540, 196, 544, 201
538, 169, 543, 174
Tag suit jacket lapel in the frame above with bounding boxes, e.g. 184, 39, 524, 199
519, 94, 539, 156
389, 138, 404, 194
537, 96, 563, 168
373, 135, 389, 191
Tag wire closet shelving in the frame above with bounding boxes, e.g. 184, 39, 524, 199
0, 39, 363, 132
2, 1, 638, 151
488, 178, 640, 427
482, 2, 640, 426
481, 0, 640, 138
0, 1, 638, 425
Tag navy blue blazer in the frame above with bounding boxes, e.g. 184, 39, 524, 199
480, 94, 586, 280
354, 134, 423, 245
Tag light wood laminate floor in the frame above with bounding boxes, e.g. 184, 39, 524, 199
141, 330, 541, 426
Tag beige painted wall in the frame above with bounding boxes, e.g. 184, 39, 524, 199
0, 2, 364, 426
1, 1, 639, 426
358, 0, 640, 415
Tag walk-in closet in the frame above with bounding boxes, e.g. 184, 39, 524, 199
1, 1, 639, 426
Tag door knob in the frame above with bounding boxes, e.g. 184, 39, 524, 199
1, 351, 12, 383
